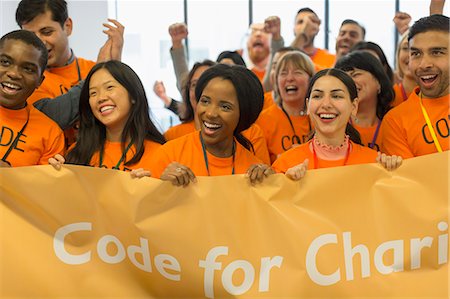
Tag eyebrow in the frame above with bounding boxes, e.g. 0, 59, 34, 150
312, 88, 345, 92
0, 53, 39, 67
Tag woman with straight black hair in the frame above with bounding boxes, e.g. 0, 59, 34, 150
272, 68, 402, 180
49, 60, 165, 177
334, 51, 394, 151
151, 64, 273, 186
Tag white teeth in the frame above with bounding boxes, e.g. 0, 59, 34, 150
204, 122, 221, 129
421, 75, 436, 80
100, 105, 114, 113
286, 86, 298, 92
2, 82, 20, 90
319, 113, 336, 119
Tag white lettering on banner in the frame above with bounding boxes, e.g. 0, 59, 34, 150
306, 222, 449, 286
198, 246, 283, 299
53, 222, 181, 281
53, 221, 448, 293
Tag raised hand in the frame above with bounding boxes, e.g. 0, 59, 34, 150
168, 23, 188, 49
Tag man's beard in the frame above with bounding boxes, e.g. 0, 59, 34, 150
249, 47, 270, 64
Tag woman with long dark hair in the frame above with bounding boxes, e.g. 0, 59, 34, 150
272, 68, 402, 180
49, 60, 165, 177
335, 51, 395, 151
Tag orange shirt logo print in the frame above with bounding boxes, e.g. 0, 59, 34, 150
0, 127, 27, 152
281, 133, 309, 151
421, 116, 450, 144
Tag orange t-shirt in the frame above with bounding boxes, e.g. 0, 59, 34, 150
352, 121, 383, 152
263, 91, 275, 111
0, 105, 65, 166
164, 121, 196, 141
150, 131, 262, 178
311, 48, 336, 70
84, 139, 162, 172
164, 121, 270, 165
251, 67, 266, 85
272, 140, 378, 172
27, 56, 95, 105
256, 104, 312, 163
391, 82, 414, 107
380, 87, 449, 158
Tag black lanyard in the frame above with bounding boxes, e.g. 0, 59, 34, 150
56, 52, 82, 94
199, 132, 235, 176
98, 142, 133, 170
280, 104, 311, 138
1, 106, 30, 164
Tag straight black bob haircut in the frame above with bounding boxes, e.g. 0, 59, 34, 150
194, 63, 264, 152
0, 30, 48, 75
306, 68, 362, 145
334, 51, 394, 120
16, 0, 69, 28
408, 14, 449, 41
66, 60, 165, 166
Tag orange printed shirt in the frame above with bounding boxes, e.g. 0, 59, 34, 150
86, 139, 162, 172
27, 56, 95, 105
164, 121, 270, 165
256, 104, 312, 163
0, 105, 65, 166
272, 140, 378, 173
380, 87, 449, 158
151, 131, 262, 178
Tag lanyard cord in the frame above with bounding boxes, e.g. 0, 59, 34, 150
74, 56, 82, 82
2, 105, 30, 163
350, 117, 381, 149
419, 93, 443, 152
280, 104, 311, 137
199, 132, 235, 176
311, 137, 351, 169
98, 141, 133, 169
368, 120, 382, 149
400, 83, 408, 101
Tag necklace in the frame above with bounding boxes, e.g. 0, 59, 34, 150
199, 132, 235, 176
98, 141, 133, 170
311, 137, 351, 169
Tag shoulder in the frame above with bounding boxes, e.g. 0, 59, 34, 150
76, 57, 96, 68
351, 142, 378, 159
29, 106, 63, 132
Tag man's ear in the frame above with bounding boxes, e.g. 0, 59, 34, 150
64, 17, 73, 36
351, 97, 359, 117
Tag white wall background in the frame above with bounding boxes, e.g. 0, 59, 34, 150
1, 0, 449, 133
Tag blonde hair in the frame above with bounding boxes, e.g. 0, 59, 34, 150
274, 51, 315, 103
395, 30, 409, 79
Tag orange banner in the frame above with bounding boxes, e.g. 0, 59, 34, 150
0, 152, 448, 298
